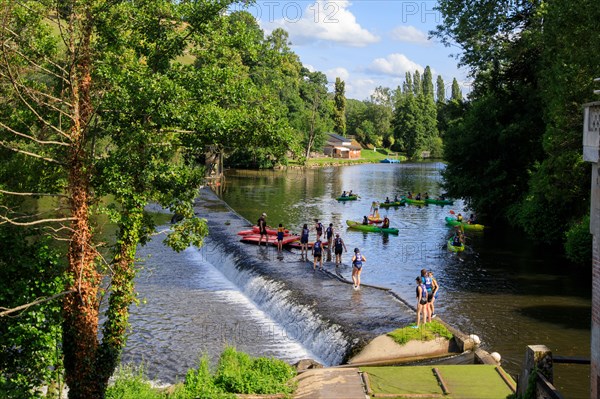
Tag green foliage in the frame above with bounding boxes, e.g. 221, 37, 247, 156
564, 215, 593, 265
333, 77, 347, 135
213, 347, 296, 395
106, 365, 163, 399
0, 227, 65, 399
433, 0, 598, 251
387, 320, 453, 346
106, 349, 297, 399
392, 68, 441, 159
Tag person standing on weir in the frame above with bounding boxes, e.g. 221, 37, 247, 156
258, 213, 268, 246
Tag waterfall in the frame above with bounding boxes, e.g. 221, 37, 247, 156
197, 240, 351, 366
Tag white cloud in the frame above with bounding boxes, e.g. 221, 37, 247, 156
346, 78, 376, 100
326, 67, 350, 82
263, 0, 379, 47
391, 25, 431, 45
368, 53, 424, 77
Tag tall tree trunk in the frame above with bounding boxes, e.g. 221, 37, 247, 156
62, 9, 101, 398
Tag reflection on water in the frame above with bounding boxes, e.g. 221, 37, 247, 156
219, 163, 591, 398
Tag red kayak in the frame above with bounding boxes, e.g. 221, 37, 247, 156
252, 226, 290, 236
237, 226, 290, 236
240, 234, 299, 246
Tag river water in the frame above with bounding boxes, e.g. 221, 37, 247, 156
215, 162, 591, 398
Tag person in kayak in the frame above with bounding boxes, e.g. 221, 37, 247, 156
456, 213, 463, 222
362, 216, 369, 225
424, 192, 430, 199
312, 238, 323, 271
382, 217, 390, 229
467, 214, 476, 224
258, 213, 268, 247
394, 194, 399, 202
352, 248, 366, 289
415, 276, 429, 327
333, 233, 347, 266
384, 197, 391, 204
300, 223, 309, 260
415, 193, 422, 200
341, 190, 347, 197
407, 191, 413, 199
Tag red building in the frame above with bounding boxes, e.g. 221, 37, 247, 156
323, 133, 362, 159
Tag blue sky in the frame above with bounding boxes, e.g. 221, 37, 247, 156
232, 0, 470, 100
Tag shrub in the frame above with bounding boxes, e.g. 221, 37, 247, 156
564, 215, 592, 265
387, 320, 453, 346
105, 365, 163, 399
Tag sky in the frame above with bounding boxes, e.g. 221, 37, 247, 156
231, 0, 471, 100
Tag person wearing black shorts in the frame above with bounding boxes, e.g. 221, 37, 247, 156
312, 238, 323, 270
300, 223, 309, 260
258, 213, 268, 246
333, 233, 346, 266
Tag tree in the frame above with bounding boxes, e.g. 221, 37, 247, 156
0, 1, 234, 397
333, 77, 346, 135
432, 0, 598, 258
451, 78, 462, 101
436, 75, 446, 103
299, 69, 332, 159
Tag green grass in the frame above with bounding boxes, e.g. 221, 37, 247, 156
360, 365, 515, 399
106, 347, 297, 399
387, 320, 453, 346
106, 365, 164, 399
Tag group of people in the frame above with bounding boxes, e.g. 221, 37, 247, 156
259, 213, 443, 319
258, 213, 369, 290
415, 268, 439, 327
340, 190, 355, 197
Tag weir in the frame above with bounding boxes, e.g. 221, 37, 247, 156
194, 188, 416, 365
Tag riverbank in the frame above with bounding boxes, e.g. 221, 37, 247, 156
280, 149, 407, 169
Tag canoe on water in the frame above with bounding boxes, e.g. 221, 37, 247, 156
445, 217, 485, 231
346, 220, 399, 234
240, 234, 299, 246
425, 198, 454, 205
447, 238, 465, 252
380, 200, 406, 208
403, 197, 426, 205
337, 195, 358, 201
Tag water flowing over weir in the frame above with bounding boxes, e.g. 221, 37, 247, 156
194, 188, 416, 365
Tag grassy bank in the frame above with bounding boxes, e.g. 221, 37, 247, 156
106, 347, 296, 399
287, 149, 405, 167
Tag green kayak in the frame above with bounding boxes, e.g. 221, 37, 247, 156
425, 198, 454, 205
346, 220, 399, 234
337, 195, 358, 201
447, 238, 465, 252
403, 197, 426, 205
445, 217, 485, 231
380, 199, 406, 207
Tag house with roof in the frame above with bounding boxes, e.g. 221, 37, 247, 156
323, 133, 362, 159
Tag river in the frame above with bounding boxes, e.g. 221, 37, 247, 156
214, 162, 591, 398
